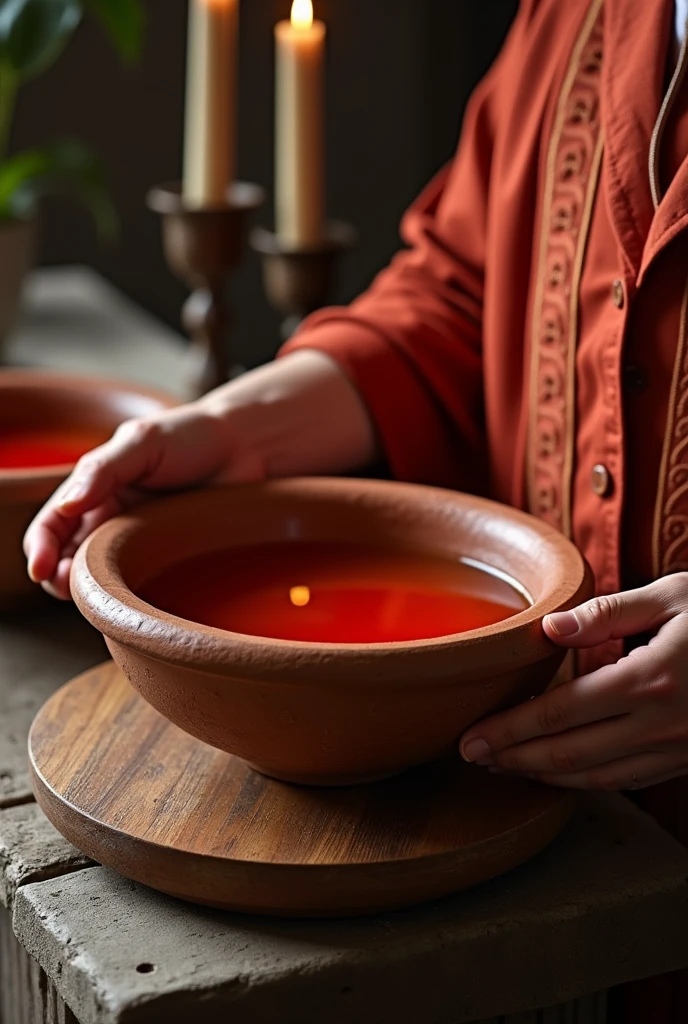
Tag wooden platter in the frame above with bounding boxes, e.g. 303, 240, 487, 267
29, 662, 574, 917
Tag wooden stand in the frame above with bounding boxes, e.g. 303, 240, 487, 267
30, 663, 574, 918
251, 223, 356, 340
148, 182, 265, 397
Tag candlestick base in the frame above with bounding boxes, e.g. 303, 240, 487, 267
251, 222, 357, 341
148, 182, 265, 397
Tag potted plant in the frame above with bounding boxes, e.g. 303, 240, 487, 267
0, 0, 144, 346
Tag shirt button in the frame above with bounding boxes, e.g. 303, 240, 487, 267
623, 363, 648, 395
611, 279, 625, 309
591, 463, 612, 497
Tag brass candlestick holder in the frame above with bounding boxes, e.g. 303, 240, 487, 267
251, 222, 357, 340
148, 182, 265, 397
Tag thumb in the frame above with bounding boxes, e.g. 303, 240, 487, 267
543, 583, 675, 648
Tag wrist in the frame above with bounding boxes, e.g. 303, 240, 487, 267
197, 351, 379, 479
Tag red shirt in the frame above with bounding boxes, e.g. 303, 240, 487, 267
286, 0, 688, 674
284, 5, 688, 1011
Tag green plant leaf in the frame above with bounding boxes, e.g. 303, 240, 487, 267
0, 139, 116, 237
0, 0, 82, 79
81, 0, 144, 61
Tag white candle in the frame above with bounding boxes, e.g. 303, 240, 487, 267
183, 0, 238, 208
275, 0, 326, 247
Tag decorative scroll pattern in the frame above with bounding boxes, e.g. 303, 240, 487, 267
653, 277, 688, 575
527, 0, 604, 536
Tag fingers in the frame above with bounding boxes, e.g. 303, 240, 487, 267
24, 507, 81, 584
484, 715, 640, 775
23, 420, 164, 585
463, 616, 688, 785
23, 405, 241, 598
54, 420, 164, 520
40, 558, 76, 602
521, 751, 688, 791
543, 574, 688, 648
459, 575, 688, 791
460, 660, 632, 763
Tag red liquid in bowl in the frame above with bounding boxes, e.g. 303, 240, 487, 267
0, 429, 106, 470
140, 541, 528, 644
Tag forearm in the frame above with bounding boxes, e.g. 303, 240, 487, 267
198, 349, 380, 478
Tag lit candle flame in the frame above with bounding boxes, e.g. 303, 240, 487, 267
290, 585, 311, 607
291, 0, 313, 30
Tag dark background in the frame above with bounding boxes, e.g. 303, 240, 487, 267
11, 0, 517, 368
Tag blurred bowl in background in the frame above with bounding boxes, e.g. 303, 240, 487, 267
0, 370, 176, 608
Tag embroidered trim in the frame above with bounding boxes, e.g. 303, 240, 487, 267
527, 0, 604, 536
653, 273, 688, 575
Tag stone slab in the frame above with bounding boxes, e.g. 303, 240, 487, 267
0, 803, 91, 911
0, 806, 606, 1024
1, 909, 78, 1024
13, 794, 688, 1024
0, 603, 106, 806
7, 267, 193, 400
0, 804, 92, 1024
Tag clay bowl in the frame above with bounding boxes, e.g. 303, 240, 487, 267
71, 478, 593, 786
0, 370, 175, 608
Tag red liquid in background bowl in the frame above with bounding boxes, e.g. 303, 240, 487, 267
140, 541, 529, 644
0, 429, 107, 470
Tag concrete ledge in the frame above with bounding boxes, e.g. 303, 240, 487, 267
12, 794, 688, 1024
0, 804, 91, 1024
0, 804, 91, 911
0, 909, 79, 1024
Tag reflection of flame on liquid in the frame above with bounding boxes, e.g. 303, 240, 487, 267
290, 585, 310, 607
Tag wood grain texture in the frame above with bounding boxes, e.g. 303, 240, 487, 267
30, 662, 573, 917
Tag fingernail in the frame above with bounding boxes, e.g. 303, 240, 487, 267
462, 738, 491, 763
545, 610, 579, 636
58, 482, 88, 509
27, 559, 39, 583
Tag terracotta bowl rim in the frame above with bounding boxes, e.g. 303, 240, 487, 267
0, 369, 176, 487
71, 478, 591, 682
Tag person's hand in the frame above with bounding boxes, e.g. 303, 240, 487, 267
24, 351, 379, 601
459, 575, 688, 791
24, 403, 261, 600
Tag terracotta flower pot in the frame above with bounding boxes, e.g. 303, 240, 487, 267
0, 217, 36, 350
0, 370, 176, 608
71, 478, 593, 786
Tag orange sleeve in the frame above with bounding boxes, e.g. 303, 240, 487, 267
280, 2, 535, 494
